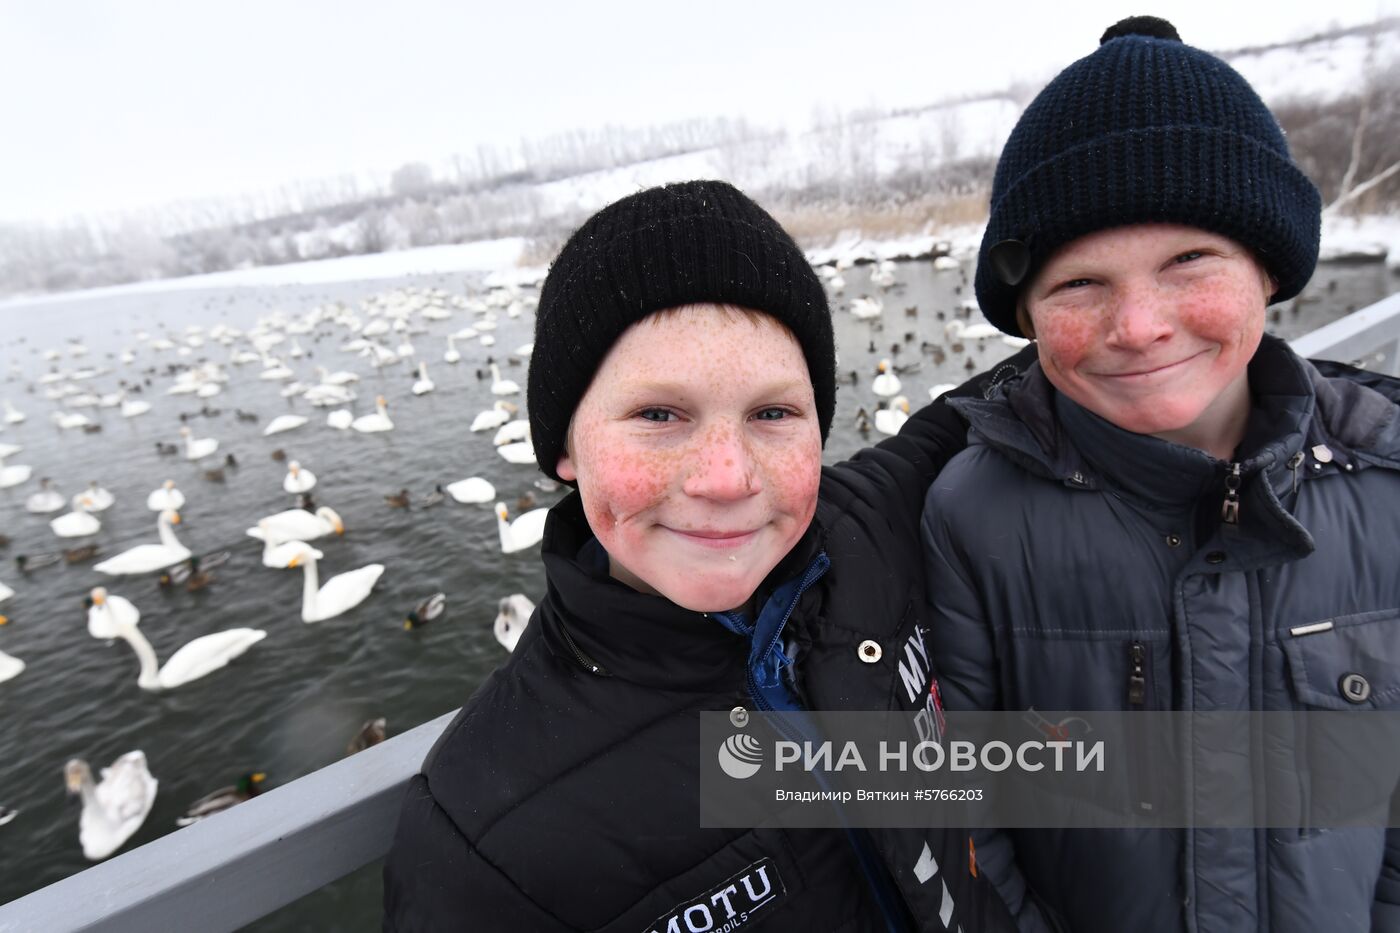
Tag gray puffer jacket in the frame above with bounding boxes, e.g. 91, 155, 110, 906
921, 336, 1400, 933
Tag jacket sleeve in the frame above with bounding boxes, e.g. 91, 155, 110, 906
921, 487, 1063, 933
1375, 827, 1400, 931
383, 774, 577, 933
827, 346, 1037, 523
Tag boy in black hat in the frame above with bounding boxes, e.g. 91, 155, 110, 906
923, 16, 1400, 933
384, 180, 1024, 931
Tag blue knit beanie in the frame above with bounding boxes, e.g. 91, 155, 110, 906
975, 15, 1322, 336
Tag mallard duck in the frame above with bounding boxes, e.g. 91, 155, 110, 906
269, 449, 286, 462
515, 491, 537, 512
384, 489, 410, 509
64, 545, 101, 563
202, 468, 225, 483
16, 553, 62, 572
175, 772, 265, 827
404, 593, 446, 630
183, 556, 212, 591
347, 718, 387, 755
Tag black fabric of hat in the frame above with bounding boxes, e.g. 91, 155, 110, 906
975, 15, 1322, 336
527, 180, 835, 483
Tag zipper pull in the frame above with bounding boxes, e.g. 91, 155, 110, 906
1128, 642, 1147, 706
1221, 462, 1242, 524
1288, 451, 1304, 495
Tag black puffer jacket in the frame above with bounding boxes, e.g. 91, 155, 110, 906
383, 359, 1030, 932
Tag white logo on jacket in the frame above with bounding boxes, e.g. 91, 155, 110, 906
645, 857, 785, 932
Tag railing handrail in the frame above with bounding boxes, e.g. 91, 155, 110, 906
0, 709, 457, 933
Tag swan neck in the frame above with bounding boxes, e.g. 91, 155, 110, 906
497, 513, 513, 552
118, 624, 162, 690
301, 555, 320, 619
157, 514, 183, 550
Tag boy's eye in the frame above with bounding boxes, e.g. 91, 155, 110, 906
1173, 250, 1203, 264
1059, 278, 1093, 290
753, 407, 789, 421
638, 408, 676, 423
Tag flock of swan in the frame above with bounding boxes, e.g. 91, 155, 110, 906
0, 256, 1005, 871
0, 281, 562, 863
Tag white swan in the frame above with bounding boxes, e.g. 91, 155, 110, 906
263, 414, 308, 436
944, 318, 1001, 342
87, 587, 141, 638
257, 528, 306, 569
0, 459, 32, 489
246, 506, 344, 544
326, 409, 353, 430
0, 442, 23, 459
850, 296, 884, 320
120, 394, 151, 418
495, 503, 549, 554
93, 510, 191, 575
73, 482, 115, 512
179, 427, 218, 461
494, 594, 535, 652
928, 383, 957, 402
470, 401, 514, 432
874, 397, 911, 436
489, 363, 519, 397
2, 400, 23, 424
497, 441, 536, 465
282, 461, 317, 494
26, 478, 66, 514
316, 366, 359, 386
492, 420, 531, 447
351, 396, 393, 433
0, 581, 11, 604
51, 498, 101, 538
411, 362, 435, 396
91, 589, 265, 691
446, 477, 495, 504
286, 543, 384, 623
0, 648, 24, 683
443, 335, 461, 364
146, 480, 185, 512
64, 752, 158, 861
871, 359, 901, 398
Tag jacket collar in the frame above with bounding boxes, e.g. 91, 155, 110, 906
536, 493, 823, 692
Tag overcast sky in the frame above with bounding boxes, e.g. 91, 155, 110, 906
2, 0, 1396, 226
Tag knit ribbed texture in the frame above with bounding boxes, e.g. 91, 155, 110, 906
527, 180, 835, 482
976, 18, 1322, 336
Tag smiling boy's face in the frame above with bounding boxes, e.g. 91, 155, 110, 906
1024, 223, 1275, 455
556, 305, 822, 613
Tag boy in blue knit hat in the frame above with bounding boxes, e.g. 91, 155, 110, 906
923, 15, 1400, 933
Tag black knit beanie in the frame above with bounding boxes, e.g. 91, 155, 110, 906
527, 180, 835, 483
976, 15, 1322, 336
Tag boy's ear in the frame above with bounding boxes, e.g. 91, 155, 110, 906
556, 451, 576, 482
1015, 301, 1036, 340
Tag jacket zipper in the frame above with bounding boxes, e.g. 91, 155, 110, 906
1220, 461, 1242, 524
1288, 451, 1304, 495
557, 619, 609, 676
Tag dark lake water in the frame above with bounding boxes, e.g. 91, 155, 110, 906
0, 255, 1394, 930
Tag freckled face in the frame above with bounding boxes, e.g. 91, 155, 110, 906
556, 306, 822, 613
1024, 224, 1274, 447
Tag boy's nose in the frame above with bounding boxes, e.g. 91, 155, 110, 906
682, 423, 760, 500
1105, 284, 1174, 351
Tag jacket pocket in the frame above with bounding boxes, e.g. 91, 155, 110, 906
1282, 608, 1400, 710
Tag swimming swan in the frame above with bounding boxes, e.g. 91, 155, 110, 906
146, 480, 185, 512
494, 593, 535, 652
286, 543, 384, 623
246, 506, 344, 544
351, 396, 393, 433
92, 589, 265, 691
65, 751, 158, 860
93, 510, 191, 575
179, 427, 219, 461
282, 461, 317, 494
495, 503, 548, 554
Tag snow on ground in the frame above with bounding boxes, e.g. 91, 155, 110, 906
1322, 213, 1400, 269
